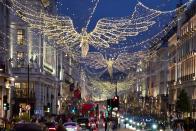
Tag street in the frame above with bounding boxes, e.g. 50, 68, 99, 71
99, 128, 133, 131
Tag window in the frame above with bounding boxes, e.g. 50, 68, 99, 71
17, 29, 25, 45
16, 52, 25, 67
14, 83, 28, 98
17, 52, 24, 59
15, 83, 20, 89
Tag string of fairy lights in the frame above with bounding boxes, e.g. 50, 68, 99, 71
96, 0, 193, 55
0, 0, 194, 99
2, 0, 168, 57
85, 0, 100, 29
83, 46, 180, 99
79, 52, 147, 77
87, 58, 171, 100
0, 1, 191, 57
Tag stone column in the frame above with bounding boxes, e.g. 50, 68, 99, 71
8, 78, 14, 119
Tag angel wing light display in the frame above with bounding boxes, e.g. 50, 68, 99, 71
3, 0, 162, 57
87, 75, 138, 100
81, 52, 146, 77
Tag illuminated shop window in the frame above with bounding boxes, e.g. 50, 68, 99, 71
16, 52, 25, 67
17, 29, 25, 45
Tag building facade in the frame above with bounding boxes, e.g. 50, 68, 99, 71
146, 45, 169, 115
168, 1, 196, 119
0, 0, 11, 119
5, 0, 63, 117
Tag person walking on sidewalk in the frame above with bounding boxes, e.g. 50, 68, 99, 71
105, 119, 107, 131
176, 123, 184, 131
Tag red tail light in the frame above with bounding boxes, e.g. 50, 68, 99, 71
49, 127, 56, 131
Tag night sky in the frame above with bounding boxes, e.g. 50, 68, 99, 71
57, 0, 186, 32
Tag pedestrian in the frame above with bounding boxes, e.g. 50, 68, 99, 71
56, 124, 66, 131
105, 119, 107, 131
176, 123, 184, 131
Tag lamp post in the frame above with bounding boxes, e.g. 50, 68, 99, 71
124, 94, 127, 128
27, 63, 30, 118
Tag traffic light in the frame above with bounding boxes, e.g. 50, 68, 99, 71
112, 96, 119, 109
107, 99, 112, 111
47, 107, 50, 113
44, 103, 50, 113
71, 107, 76, 113
105, 110, 108, 117
3, 103, 9, 111
3, 95, 9, 111
107, 105, 112, 111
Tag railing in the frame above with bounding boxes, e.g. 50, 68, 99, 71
13, 89, 35, 99
12, 66, 40, 74
178, 73, 195, 82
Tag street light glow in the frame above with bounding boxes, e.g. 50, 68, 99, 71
9, 77, 15, 82
152, 124, 157, 129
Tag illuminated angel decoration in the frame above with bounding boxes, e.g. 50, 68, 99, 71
3, 0, 163, 57
80, 52, 145, 77
87, 76, 137, 100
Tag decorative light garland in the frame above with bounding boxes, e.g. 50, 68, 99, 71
80, 52, 144, 77
0, 0, 194, 97
2, 0, 167, 57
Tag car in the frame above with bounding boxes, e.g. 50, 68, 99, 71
63, 122, 79, 131
11, 123, 42, 131
77, 117, 91, 130
44, 122, 57, 131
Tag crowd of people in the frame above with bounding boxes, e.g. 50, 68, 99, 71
0, 115, 73, 131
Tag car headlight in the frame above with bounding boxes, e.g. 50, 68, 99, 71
152, 124, 157, 129
129, 119, 133, 123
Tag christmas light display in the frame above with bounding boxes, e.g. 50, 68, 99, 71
87, 59, 170, 100
80, 52, 144, 77
88, 78, 135, 100
2, 0, 166, 57
0, 0, 194, 98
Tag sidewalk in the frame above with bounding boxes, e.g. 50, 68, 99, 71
116, 129, 132, 131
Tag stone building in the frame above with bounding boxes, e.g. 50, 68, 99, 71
6, 0, 62, 116
168, 1, 196, 119
0, 0, 11, 118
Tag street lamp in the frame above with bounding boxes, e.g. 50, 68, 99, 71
27, 63, 30, 118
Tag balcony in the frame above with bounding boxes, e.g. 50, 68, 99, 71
180, 73, 195, 82
13, 88, 36, 101
12, 66, 41, 74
